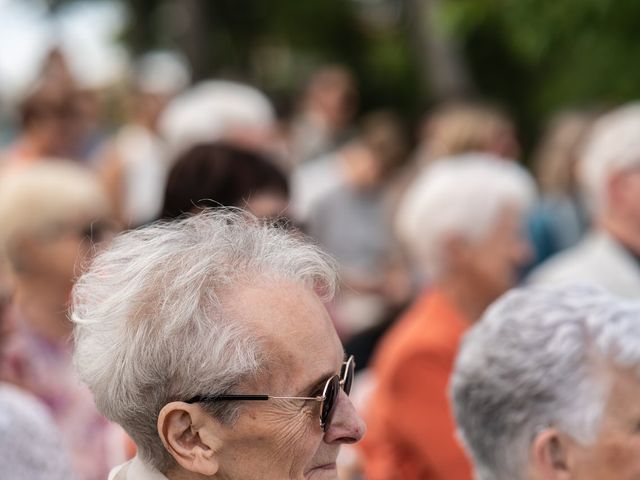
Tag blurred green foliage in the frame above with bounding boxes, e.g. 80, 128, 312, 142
122, 0, 422, 122
442, 0, 640, 148
116, 0, 640, 151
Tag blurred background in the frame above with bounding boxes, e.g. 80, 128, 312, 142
3, 1, 640, 479
2, 0, 640, 152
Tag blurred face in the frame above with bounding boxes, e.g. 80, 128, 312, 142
26, 101, 81, 157
457, 206, 531, 304
212, 280, 365, 479
610, 168, 640, 233
343, 144, 386, 190
563, 368, 640, 480
21, 215, 115, 285
312, 73, 357, 130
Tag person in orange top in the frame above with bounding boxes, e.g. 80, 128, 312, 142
358, 154, 536, 480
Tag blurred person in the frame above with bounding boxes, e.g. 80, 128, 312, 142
160, 142, 289, 220
529, 103, 640, 297
98, 52, 190, 227
415, 101, 520, 164
73, 87, 110, 163
289, 65, 358, 166
291, 110, 400, 225
1, 81, 80, 168
305, 111, 411, 337
70, 210, 365, 479
0, 163, 125, 480
358, 154, 535, 480
0, 276, 76, 480
451, 283, 640, 480
159, 80, 283, 162
526, 111, 595, 269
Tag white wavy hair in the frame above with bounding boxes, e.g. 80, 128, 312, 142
451, 284, 640, 480
70, 210, 337, 471
395, 153, 536, 280
159, 80, 275, 157
579, 102, 640, 213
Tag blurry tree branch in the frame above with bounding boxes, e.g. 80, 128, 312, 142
404, 0, 472, 99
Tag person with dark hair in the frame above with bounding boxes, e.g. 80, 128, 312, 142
2, 82, 80, 167
161, 142, 289, 221
289, 65, 358, 166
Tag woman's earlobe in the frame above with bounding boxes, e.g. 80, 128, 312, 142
531, 428, 571, 480
157, 401, 223, 476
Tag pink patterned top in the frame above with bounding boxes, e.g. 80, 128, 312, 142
0, 304, 127, 480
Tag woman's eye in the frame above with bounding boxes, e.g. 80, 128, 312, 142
310, 387, 324, 398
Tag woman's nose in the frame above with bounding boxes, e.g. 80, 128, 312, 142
323, 390, 366, 444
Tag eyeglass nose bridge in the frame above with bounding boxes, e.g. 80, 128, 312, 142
320, 356, 356, 432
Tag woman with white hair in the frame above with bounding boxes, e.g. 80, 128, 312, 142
451, 283, 640, 480
0, 162, 124, 480
71, 210, 365, 479
358, 154, 536, 480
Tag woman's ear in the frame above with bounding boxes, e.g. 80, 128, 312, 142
531, 428, 572, 480
157, 402, 224, 476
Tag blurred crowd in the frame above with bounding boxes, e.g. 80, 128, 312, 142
3, 45, 640, 480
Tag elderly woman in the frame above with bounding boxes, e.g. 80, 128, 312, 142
358, 154, 536, 480
0, 162, 123, 480
451, 284, 640, 480
70, 210, 365, 479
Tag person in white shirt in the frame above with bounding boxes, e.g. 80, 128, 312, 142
529, 103, 640, 297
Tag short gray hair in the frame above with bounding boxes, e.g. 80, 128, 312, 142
580, 103, 640, 213
395, 153, 535, 280
451, 284, 640, 480
71, 210, 337, 471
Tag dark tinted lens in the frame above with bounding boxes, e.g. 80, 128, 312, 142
320, 375, 340, 431
341, 356, 355, 395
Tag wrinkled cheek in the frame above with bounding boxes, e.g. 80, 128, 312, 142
268, 407, 323, 475
601, 444, 640, 478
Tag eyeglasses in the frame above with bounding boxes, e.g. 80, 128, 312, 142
39, 220, 115, 244
77, 221, 115, 244
186, 355, 355, 432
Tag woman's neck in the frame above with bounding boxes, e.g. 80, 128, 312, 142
436, 275, 493, 325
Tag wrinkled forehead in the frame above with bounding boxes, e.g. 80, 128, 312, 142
222, 279, 344, 374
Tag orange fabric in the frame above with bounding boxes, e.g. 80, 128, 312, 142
359, 289, 473, 480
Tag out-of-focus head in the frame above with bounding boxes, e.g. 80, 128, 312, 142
159, 80, 276, 156
130, 51, 190, 130
579, 103, 640, 220
342, 110, 408, 189
0, 162, 111, 285
71, 210, 365, 479
534, 110, 596, 195
452, 284, 640, 480
302, 65, 357, 131
18, 81, 80, 157
420, 101, 519, 162
396, 154, 535, 297
161, 142, 289, 220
